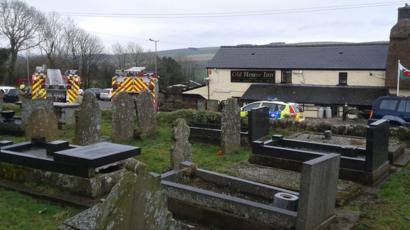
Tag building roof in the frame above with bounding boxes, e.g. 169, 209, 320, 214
240, 84, 389, 106
207, 42, 389, 70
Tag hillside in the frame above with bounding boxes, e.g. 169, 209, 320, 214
158, 47, 219, 62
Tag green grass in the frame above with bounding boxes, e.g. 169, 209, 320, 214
354, 165, 410, 230
0, 188, 78, 230
2, 110, 410, 229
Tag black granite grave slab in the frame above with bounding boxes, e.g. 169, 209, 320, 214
0, 140, 140, 178
54, 142, 140, 168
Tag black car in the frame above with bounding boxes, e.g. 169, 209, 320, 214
3, 89, 19, 103
369, 96, 410, 126
88, 88, 103, 100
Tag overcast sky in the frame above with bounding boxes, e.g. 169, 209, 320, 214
16, 0, 408, 51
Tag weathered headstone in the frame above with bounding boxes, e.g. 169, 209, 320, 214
135, 91, 156, 137
25, 107, 58, 141
170, 118, 192, 170
75, 91, 101, 145
221, 98, 241, 154
21, 98, 53, 126
112, 93, 136, 142
60, 162, 182, 230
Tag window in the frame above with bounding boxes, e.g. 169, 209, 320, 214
399, 100, 410, 112
398, 100, 406, 112
281, 70, 292, 83
262, 102, 279, 112
242, 103, 260, 111
379, 99, 398, 111
339, 72, 348, 86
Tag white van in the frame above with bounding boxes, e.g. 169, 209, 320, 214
0, 86, 16, 94
100, 88, 113, 101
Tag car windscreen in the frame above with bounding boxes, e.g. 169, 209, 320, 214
102, 89, 110, 94
242, 103, 259, 111
379, 99, 398, 111
262, 103, 279, 111
7, 89, 18, 96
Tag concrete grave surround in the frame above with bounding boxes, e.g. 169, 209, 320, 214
170, 118, 192, 170
250, 120, 390, 185
221, 98, 241, 154
135, 91, 156, 137
112, 93, 136, 142
25, 107, 58, 141
161, 155, 340, 230
75, 91, 101, 145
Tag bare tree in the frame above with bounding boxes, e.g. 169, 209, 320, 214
77, 29, 104, 87
111, 42, 127, 69
126, 41, 143, 67
39, 12, 63, 68
0, 0, 45, 83
60, 18, 81, 70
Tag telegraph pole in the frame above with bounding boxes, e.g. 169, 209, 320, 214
149, 38, 159, 74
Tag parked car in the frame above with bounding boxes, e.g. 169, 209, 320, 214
369, 96, 410, 126
87, 88, 103, 99
3, 88, 19, 103
100, 88, 113, 101
0, 86, 16, 95
240, 100, 304, 122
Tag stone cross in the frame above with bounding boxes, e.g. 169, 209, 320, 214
221, 98, 241, 154
135, 91, 156, 137
25, 107, 58, 141
75, 91, 101, 145
112, 93, 136, 142
170, 118, 192, 170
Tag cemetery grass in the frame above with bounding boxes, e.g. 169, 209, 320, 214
0, 188, 78, 230
352, 163, 410, 229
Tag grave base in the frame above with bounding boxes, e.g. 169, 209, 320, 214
249, 154, 389, 186
0, 161, 126, 199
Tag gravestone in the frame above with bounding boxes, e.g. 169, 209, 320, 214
75, 91, 101, 145
248, 107, 270, 142
112, 93, 136, 142
221, 98, 241, 154
296, 153, 340, 230
170, 118, 192, 170
25, 107, 58, 141
61, 163, 182, 230
135, 91, 156, 137
21, 98, 53, 125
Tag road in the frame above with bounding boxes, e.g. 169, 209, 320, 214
98, 100, 111, 111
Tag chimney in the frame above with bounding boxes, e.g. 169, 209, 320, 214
398, 3, 410, 20
385, 4, 410, 92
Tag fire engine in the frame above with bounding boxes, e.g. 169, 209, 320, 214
31, 65, 81, 103
111, 67, 159, 110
